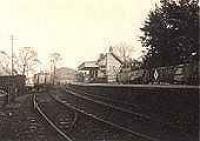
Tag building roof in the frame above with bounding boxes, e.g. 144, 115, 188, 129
110, 52, 123, 64
97, 52, 123, 64
34, 72, 50, 76
78, 61, 99, 70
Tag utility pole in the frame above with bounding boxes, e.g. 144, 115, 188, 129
53, 59, 55, 86
126, 61, 129, 84
10, 35, 15, 101
51, 59, 55, 86
11, 35, 14, 76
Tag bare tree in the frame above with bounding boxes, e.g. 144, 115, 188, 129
0, 48, 39, 86
0, 51, 10, 75
16, 47, 38, 76
49, 52, 62, 85
111, 43, 136, 84
112, 42, 134, 62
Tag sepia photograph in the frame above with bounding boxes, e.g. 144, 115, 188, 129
0, 0, 199, 141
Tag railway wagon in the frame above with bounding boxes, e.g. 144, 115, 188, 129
0, 89, 8, 106
118, 69, 147, 84
118, 63, 199, 85
0, 75, 26, 95
33, 72, 52, 90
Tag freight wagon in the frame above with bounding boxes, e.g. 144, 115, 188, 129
118, 63, 199, 85
33, 72, 52, 90
0, 75, 26, 95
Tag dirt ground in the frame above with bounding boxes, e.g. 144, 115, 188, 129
0, 94, 63, 141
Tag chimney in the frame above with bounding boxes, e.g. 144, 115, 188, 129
109, 46, 113, 53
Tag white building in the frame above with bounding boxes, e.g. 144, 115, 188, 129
78, 47, 123, 83
97, 47, 123, 83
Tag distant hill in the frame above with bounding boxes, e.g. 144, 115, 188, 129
55, 67, 77, 82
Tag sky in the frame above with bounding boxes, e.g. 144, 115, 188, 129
0, 0, 159, 69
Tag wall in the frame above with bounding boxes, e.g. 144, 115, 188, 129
106, 53, 121, 82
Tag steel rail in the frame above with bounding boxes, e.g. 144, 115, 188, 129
66, 87, 192, 133
33, 94, 73, 141
67, 86, 141, 109
65, 88, 151, 120
49, 93, 160, 141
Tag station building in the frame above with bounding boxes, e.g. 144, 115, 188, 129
77, 61, 99, 82
78, 47, 123, 83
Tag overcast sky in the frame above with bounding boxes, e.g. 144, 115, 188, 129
0, 0, 159, 69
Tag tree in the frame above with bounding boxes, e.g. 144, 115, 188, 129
0, 51, 11, 75
140, 0, 199, 68
112, 42, 134, 63
0, 48, 39, 85
16, 47, 38, 76
48, 52, 62, 85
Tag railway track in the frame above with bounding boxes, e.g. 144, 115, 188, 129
66, 86, 189, 131
34, 87, 194, 141
51, 89, 162, 141
66, 86, 150, 118
66, 85, 198, 138
0, 94, 65, 141
67, 86, 142, 111
66, 86, 181, 122
33, 93, 74, 141
34, 91, 156, 141
56, 88, 193, 141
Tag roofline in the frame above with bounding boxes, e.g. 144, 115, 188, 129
97, 53, 123, 64
78, 61, 98, 70
110, 52, 123, 64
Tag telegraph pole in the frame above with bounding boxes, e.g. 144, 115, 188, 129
10, 35, 15, 101
11, 35, 14, 76
53, 59, 55, 85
